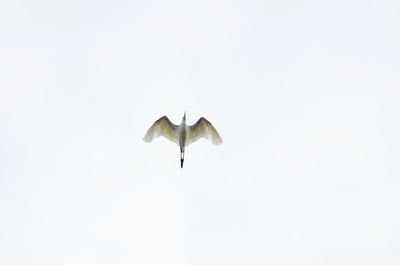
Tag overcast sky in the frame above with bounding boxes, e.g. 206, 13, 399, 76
1, 0, 400, 264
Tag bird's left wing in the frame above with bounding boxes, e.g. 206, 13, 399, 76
143, 116, 179, 145
187, 117, 222, 146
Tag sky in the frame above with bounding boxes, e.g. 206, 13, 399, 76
1, 0, 400, 264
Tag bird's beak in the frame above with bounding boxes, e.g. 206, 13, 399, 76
180, 151, 184, 168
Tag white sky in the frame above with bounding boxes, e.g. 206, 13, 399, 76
1, 0, 400, 264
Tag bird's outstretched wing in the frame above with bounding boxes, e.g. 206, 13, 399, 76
143, 116, 179, 145
187, 117, 222, 146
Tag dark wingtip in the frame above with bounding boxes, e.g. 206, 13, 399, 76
180, 158, 184, 168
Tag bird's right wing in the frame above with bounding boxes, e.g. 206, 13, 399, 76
143, 116, 179, 145
187, 117, 222, 146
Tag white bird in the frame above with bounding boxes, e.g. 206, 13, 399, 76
143, 112, 222, 168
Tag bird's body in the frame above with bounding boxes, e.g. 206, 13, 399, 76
143, 112, 222, 168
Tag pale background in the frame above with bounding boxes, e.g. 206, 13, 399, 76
1, 0, 399, 264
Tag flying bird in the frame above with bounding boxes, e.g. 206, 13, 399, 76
143, 112, 222, 168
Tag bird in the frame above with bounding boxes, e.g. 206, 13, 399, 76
143, 112, 222, 168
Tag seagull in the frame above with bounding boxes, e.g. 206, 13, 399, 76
143, 112, 222, 168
